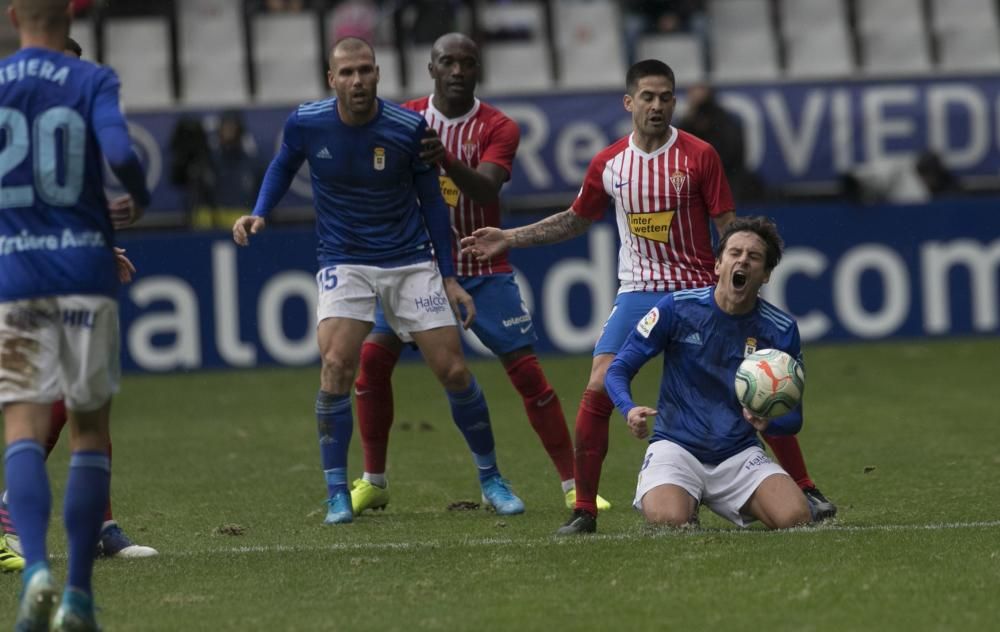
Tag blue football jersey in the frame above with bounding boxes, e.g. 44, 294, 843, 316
253, 97, 450, 271
0, 47, 144, 301
606, 286, 805, 464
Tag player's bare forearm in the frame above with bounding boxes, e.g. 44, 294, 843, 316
507, 209, 592, 249
444, 160, 502, 206
714, 211, 736, 232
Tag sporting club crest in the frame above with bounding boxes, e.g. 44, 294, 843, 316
373, 147, 386, 171
670, 170, 686, 195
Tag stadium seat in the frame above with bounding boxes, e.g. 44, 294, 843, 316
709, 0, 779, 81
374, 45, 404, 101
252, 12, 323, 104
553, 0, 625, 90
710, 31, 780, 82
68, 18, 96, 61
480, 40, 552, 94
860, 24, 932, 75
635, 34, 705, 87
783, 23, 855, 78
930, 0, 999, 32
476, 1, 552, 93
178, 0, 248, 105
404, 44, 433, 93
937, 24, 1000, 71
709, 0, 772, 31
779, 0, 854, 78
103, 17, 173, 108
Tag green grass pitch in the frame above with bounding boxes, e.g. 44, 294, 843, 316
3, 338, 999, 630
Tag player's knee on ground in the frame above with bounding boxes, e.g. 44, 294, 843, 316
767, 498, 812, 529
642, 504, 696, 528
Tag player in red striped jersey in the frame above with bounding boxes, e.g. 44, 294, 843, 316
462, 59, 835, 534
349, 33, 607, 514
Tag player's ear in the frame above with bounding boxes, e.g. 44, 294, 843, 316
714, 258, 722, 276
7, 6, 18, 31
326, 69, 335, 90
623, 93, 634, 113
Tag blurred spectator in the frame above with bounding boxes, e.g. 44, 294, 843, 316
265, 0, 307, 11
406, 0, 470, 45
623, 0, 707, 65
72, 0, 94, 17
842, 151, 959, 205
169, 116, 214, 228
196, 111, 264, 229
679, 82, 764, 203
329, 0, 380, 44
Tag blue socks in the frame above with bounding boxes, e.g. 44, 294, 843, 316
3, 440, 50, 567
64, 451, 110, 595
446, 378, 500, 481
316, 390, 353, 497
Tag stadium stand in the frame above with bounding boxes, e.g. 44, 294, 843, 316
35, 1, 1000, 104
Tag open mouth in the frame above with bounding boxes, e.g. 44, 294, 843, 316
732, 269, 748, 290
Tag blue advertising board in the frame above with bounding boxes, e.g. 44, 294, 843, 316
119, 75, 1000, 220
116, 199, 1000, 372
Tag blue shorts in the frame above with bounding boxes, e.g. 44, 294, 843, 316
373, 273, 537, 356
593, 291, 671, 356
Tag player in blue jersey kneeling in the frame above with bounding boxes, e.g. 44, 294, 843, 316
233, 37, 524, 524
605, 216, 813, 529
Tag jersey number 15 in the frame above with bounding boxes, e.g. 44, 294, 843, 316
0, 106, 86, 209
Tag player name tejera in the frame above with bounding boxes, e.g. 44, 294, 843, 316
0, 56, 70, 86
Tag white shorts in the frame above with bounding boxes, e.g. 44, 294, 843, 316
0, 295, 120, 412
315, 261, 457, 337
633, 440, 789, 527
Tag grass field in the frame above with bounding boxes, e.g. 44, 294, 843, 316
2, 338, 999, 631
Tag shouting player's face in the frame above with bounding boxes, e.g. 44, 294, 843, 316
714, 231, 770, 314
429, 40, 479, 103
625, 75, 676, 140
329, 47, 379, 119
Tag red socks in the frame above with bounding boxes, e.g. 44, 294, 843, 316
504, 355, 574, 481
573, 389, 614, 517
355, 341, 400, 475
762, 433, 814, 490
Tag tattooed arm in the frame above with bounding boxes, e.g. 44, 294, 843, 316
459, 209, 593, 261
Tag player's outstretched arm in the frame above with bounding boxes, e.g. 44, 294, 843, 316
460, 209, 592, 262
232, 216, 266, 246
443, 277, 476, 329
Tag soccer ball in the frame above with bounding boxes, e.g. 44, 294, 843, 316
734, 349, 805, 419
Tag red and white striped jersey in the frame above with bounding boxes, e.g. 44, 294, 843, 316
403, 96, 519, 276
572, 127, 735, 293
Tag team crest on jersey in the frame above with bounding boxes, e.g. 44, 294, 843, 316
670, 170, 686, 195
373, 147, 386, 171
636, 307, 660, 338
461, 141, 478, 161
744, 337, 758, 357
627, 210, 675, 244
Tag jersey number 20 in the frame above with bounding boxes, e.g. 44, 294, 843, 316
0, 106, 86, 208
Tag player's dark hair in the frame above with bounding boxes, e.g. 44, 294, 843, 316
715, 216, 784, 271
64, 36, 82, 57
626, 59, 675, 95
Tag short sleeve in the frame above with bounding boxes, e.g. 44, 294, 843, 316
570, 153, 611, 220
699, 145, 735, 217
479, 116, 519, 179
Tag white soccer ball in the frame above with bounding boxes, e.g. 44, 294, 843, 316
734, 349, 805, 420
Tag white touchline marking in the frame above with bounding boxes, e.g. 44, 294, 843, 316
146, 520, 1000, 558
